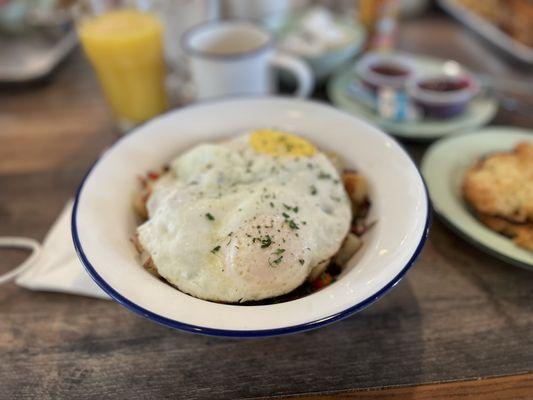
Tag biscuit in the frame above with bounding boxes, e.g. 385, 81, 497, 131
463, 142, 533, 224
479, 214, 533, 251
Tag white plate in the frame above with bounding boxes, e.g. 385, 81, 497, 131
328, 54, 498, 140
421, 127, 533, 270
73, 97, 430, 337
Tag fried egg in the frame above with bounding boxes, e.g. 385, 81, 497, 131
136, 130, 352, 302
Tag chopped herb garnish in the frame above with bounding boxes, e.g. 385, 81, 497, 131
270, 202, 274, 208
211, 245, 221, 253
272, 255, 283, 265
288, 220, 299, 230
205, 213, 215, 221
283, 204, 298, 213
318, 172, 331, 179
299, 259, 305, 265
282, 212, 290, 219
274, 248, 285, 255
310, 186, 318, 195
261, 235, 272, 248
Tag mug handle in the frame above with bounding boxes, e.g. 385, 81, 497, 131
271, 51, 314, 98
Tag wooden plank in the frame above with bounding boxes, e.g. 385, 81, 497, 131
292, 374, 533, 399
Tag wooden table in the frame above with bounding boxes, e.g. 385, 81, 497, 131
1, 12, 532, 400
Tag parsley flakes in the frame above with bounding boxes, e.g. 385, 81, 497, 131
271, 255, 283, 266
261, 235, 272, 248
287, 220, 299, 230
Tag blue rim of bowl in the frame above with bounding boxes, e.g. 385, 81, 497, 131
71, 96, 432, 338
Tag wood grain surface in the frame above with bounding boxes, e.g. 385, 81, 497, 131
289, 373, 533, 399
1, 12, 532, 400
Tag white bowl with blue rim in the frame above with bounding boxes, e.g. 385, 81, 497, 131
72, 97, 430, 337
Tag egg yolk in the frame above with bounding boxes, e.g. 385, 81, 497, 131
250, 129, 316, 157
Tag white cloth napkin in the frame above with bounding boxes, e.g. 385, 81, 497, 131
15, 201, 109, 299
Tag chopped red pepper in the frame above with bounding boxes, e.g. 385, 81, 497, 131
147, 171, 160, 181
312, 273, 333, 290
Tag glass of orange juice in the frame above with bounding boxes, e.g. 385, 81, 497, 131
74, 1, 168, 132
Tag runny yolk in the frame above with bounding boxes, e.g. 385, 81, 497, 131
250, 129, 316, 157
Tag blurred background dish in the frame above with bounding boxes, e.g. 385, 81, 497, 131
220, 0, 309, 20
422, 127, 533, 270
264, 6, 366, 81
438, 0, 533, 65
0, 0, 76, 82
328, 53, 498, 140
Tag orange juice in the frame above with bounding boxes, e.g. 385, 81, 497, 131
78, 10, 168, 126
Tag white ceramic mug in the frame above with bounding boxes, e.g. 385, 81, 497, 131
182, 20, 314, 100
221, 0, 308, 20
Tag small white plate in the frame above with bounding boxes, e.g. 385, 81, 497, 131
73, 97, 429, 337
421, 127, 533, 269
328, 54, 498, 140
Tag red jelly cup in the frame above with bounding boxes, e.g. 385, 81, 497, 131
407, 72, 480, 119
356, 52, 415, 92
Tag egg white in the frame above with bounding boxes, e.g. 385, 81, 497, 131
137, 133, 352, 302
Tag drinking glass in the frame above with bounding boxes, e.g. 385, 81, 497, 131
74, 0, 168, 132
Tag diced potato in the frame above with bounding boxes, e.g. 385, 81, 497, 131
307, 258, 331, 282
143, 256, 159, 276
343, 171, 368, 207
334, 233, 363, 267
133, 192, 149, 220
344, 171, 368, 203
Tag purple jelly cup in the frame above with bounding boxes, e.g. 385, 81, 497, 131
407, 72, 480, 119
356, 52, 415, 92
